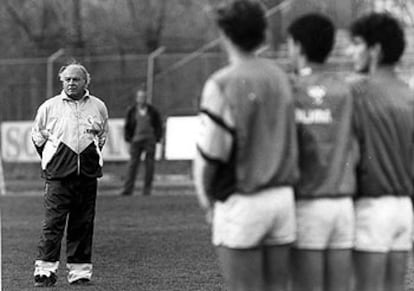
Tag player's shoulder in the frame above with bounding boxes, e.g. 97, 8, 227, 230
293, 70, 351, 93
213, 58, 286, 79
210, 64, 234, 81
342, 72, 370, 96
320, 71, 354, 93
343, 72, 369, 88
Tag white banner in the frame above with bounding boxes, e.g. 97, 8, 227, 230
165, 116, 199, 160
1, 119, 129, 162
1, 116, 198, 162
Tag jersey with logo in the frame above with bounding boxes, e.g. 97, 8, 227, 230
351, 75, 414, 197
196, 58, 299, 201
293, 68, 357, 198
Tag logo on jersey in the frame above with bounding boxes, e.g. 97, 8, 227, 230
295, 108, 333, 124
307, 85, 326, 105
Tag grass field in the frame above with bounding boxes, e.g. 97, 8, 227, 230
2, 191, 224, 291
3, 190, 414, 291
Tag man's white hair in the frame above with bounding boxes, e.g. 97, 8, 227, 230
58, 63, 91, 86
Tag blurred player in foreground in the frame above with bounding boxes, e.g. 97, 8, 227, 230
287, 13, 356, 291
193, 1, 298, 290
349, 13, 414, 291
32, 63, 108, 287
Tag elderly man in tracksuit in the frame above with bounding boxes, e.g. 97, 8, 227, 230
31, 63, 109, 287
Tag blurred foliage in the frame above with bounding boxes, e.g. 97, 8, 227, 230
0, 0, 215, 58
0, 0, 413, 58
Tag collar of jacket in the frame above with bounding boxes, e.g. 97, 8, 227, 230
60, 90, 90, 102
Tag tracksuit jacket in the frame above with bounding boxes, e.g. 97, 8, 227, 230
32, 90, 108, 283
32, 90, 109, 179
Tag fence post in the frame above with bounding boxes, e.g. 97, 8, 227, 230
146, 47, 165, 104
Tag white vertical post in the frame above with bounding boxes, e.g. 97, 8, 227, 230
146, 46, 165, 104
0, 210, 2, 290
0, 155, 5, 196
46, 49, 65, 99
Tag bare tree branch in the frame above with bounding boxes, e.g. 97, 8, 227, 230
71, 0, 84, 48
4, 0, 36, 42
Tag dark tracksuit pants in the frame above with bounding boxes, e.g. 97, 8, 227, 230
122, 139, 156, 195
37, 175, 97, 264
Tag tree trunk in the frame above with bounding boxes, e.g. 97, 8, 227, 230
72, 0, 84, 49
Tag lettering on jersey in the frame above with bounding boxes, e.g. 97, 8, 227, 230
295, 108, 333, 124
307, 85, 326, 105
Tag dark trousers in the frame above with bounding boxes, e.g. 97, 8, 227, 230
37, 175, 97, 264
122, 139, 156, 195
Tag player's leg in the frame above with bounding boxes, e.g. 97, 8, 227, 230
354, 251, 386, 291
216, 246, 263, 291
121, 141, 143, 195
263, 244, 292, 291
292, 249, 324, 291
385, 251, 408, 291
325, 249, 353, 291
385, 197, 412, 291
325, 198, 354, 291
213, 195, 265, 291
263, 187, 296, 291
354, 197, 393, 291
143, 140, 156, 195
213, 188, 294, 291
292, 199, 334, 291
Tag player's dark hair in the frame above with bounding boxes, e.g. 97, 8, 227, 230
214, 0, 267, 52
287, 13, 335, 63
350, 13, 405, 65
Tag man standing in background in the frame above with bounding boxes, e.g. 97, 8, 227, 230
32, 63, 109, 287
120, 88, 163, 196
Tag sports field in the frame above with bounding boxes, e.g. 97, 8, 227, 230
3, 190, 414, 291
2, 191, 224, 291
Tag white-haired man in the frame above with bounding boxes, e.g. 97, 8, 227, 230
32, 63, 108, 287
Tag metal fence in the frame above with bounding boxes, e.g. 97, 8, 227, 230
0, 54, 149, 121
2, 52, 414, 124
0, 53, 226, 122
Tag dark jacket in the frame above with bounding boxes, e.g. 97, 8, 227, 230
124, 104, 163, 143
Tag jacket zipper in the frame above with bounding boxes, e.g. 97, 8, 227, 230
76, 101, 81, 176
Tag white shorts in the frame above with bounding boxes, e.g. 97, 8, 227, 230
295, 197, 354, 250
212, 186, 295, 249
355, 196, 413, 252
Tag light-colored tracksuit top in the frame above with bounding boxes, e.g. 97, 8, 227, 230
32, 90, 109, 179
